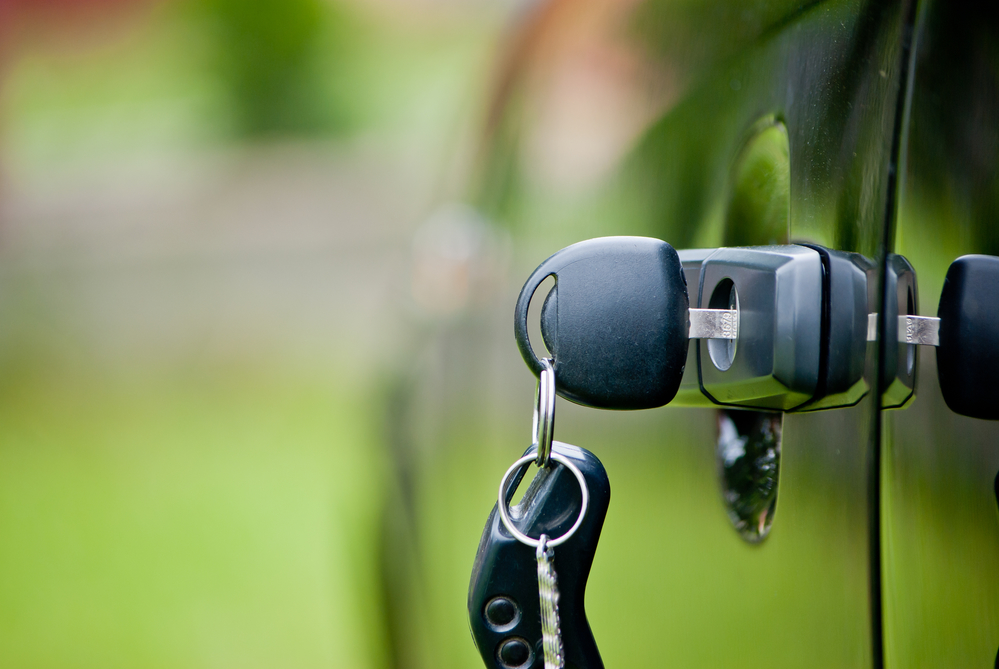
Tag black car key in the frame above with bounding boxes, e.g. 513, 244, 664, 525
468, 441, 610, 669
514, 236, 689, 410
936, 254, 999, 420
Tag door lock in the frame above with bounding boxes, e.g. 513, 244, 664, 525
694, 245, 824, 410
514, 237, 999, 417
874, 254, 999, 420
515, 237, 868, 411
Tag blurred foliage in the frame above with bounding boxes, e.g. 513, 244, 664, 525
189, 0, 355, 137
1, 0, 493, 175
474, 0, 901, 258
0, 1, 500, 668
629, 0, 817, 84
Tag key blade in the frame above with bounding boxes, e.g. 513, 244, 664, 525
689, 308, 739, 340
899, 315, 940, 346
868, 313, 878, 341
865, 313, 940, 346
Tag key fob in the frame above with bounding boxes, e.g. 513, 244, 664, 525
468, 442, 610, 669
514, 236, 689, 409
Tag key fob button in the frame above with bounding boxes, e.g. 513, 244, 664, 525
484, 597, 520, 630
497, 637, 532, 668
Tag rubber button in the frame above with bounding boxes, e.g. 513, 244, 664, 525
484, 597, 519, 628
497, 638, 532, 668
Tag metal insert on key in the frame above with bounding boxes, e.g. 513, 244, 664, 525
879, 254, 919, 409
688, 308, 739, 340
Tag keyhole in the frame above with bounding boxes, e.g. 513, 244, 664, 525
707, 279, 739, 371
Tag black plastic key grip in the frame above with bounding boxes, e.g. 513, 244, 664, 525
937, 254, 999, 420
468, 442, 610, 669
514, 236, 689, 410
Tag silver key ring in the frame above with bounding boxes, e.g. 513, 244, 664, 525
496, 451, 589, 549
532, 358, 556, 468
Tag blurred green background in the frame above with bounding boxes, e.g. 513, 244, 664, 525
1, 1, 996, 668
0, 0, 506, 666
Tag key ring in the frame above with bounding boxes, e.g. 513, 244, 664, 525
532, 358, 556, 468
496, 451, 589, 549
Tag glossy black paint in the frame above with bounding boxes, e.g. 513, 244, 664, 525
882, 1, 999, 665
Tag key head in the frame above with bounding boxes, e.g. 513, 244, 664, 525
937, 254, 999, 420
468, 442, 610, 669
514, 237, 689, 410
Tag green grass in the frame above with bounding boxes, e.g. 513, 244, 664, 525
0, 363, 386, 669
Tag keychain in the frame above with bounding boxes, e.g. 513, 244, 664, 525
468, 359, 610, 669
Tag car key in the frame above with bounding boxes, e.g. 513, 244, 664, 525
514, 236, 691, 409
468, 441, 610, 669
468, 363, 610, 669
515, 236, 880, 412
